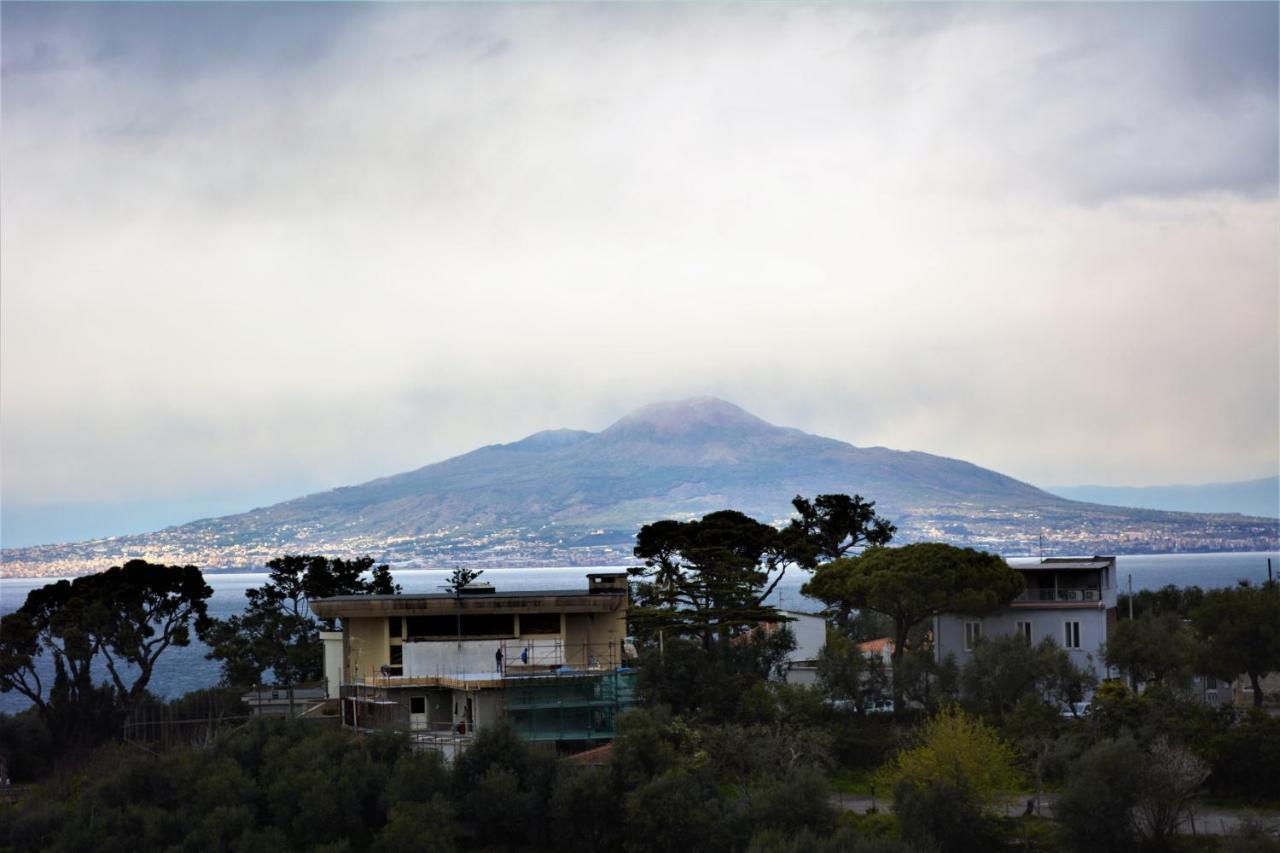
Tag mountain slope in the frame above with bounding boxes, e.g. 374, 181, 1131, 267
3, 398, 1277, 576
1048, 476, 1280, 519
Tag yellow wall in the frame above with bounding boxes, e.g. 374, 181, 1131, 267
346, 617, 389, 681
563, 609, 627, 666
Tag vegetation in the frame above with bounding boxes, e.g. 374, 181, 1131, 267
200, 554, 400, 686
803, 543, 1024, 705
1192, 582, 1280, 707
0, 560, 212, 751
5, 497, 1280, 851
1105, 611, 1197, 688
960, 635, 1097, 717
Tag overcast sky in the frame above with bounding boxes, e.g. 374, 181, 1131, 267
2, 2, 1277, 547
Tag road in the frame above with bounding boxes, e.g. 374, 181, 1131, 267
829, 793, 1280, 837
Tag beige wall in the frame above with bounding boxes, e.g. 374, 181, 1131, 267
563, 609, 627, 667
346, 617, 389, 681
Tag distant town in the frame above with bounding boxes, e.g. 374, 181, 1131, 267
4, 504, 1275, 579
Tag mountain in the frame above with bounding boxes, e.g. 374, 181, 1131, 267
1048, 476, 1280, 519
3, 397, 1277, 577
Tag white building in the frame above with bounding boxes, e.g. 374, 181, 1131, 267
934, 556, 1118, 679
777, 610, 827, 686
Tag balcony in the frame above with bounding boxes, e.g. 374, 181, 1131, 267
1012, 588, 1104, 605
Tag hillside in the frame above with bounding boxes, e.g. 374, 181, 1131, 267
1049, 476, 1280, 519
3, 398, 1276, 576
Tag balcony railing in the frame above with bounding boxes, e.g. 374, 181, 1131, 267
1013, 588, 1103, 604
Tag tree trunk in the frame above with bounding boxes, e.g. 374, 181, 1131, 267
1250, 672, 1264, 708
891, 621, 909, 711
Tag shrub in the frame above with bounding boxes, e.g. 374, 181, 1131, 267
876, 706, 1020, 812
893, 779, 1000, 853
1055, 738, 1141, 853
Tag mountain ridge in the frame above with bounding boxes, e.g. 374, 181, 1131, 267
3, 398, 1276, 577
1049, 475, 1280, 519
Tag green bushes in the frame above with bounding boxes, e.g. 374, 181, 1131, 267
0, 708, 869, 853
1054, 738, 1143, 852
892, 780, 1000, 853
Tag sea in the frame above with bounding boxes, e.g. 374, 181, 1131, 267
1, 551, 1276, 715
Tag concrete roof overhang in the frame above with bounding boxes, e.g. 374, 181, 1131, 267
311, 590, 626, 619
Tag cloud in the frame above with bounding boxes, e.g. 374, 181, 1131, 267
1, 3, 1276, 536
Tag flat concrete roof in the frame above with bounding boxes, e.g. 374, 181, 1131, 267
311, 588, 627, 619
1007, 556, 1115, 571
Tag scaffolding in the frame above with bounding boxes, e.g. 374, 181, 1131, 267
502, 668, 638, 743
337, 642, 639, 747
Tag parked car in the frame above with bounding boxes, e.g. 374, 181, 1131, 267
864, 698, 895, 714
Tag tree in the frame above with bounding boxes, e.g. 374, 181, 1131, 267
875, 706, 1021, 813
785, 494, 896, 568
960, 635, 1096, 716
86, 560, 214, 706
1192, 581, 1280, 708
1056, 738, 1142, 853
1117, 584, 1205, 620
893, 779, 998, 853
631, 510, 793, 648
803, 544, 1024, 707
1133, 736, 1210, 844
816, 633, 888, 710
786, 495, 895, 628
1104, 612, 1195, 689
445, 567, 483, 595
0, 560, 212, 746
201, 554, 400, 686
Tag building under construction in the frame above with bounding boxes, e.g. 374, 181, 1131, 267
310, 573, 637, 756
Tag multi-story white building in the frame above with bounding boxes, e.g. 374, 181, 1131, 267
934, 556, 1118, 679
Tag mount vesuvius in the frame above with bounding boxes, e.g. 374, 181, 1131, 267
4, 398, 1276, 576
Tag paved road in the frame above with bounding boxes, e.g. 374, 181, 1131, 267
829, 793, 1280, 837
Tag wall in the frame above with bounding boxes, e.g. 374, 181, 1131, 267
320, 631, 343, 698
781, 612, 827, 662
347, 617, 390, 682
404, 639, 506, 678
935, 607, 1109, 678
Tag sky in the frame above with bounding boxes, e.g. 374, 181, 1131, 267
2, 2, 1277, 548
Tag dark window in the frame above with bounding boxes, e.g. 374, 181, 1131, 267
410, 696, 425, 714
405, 615, 460, 637
389, 617, 402, 638
460, 614, 515, 637
390, 645, 403, 665
404, 614, 516, 638
1064, 621, 1081, 649
520, 613, 561, 635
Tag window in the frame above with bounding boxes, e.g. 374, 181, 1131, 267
390, 645, 403, 665
519, 613, 561, 635
964, 622, 982, 651
1015, 622, 1032, 642
410, 696, 425, 715
405, 614, 515, 638
389, 617, 402, 638
1064, 621, 1081, 649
